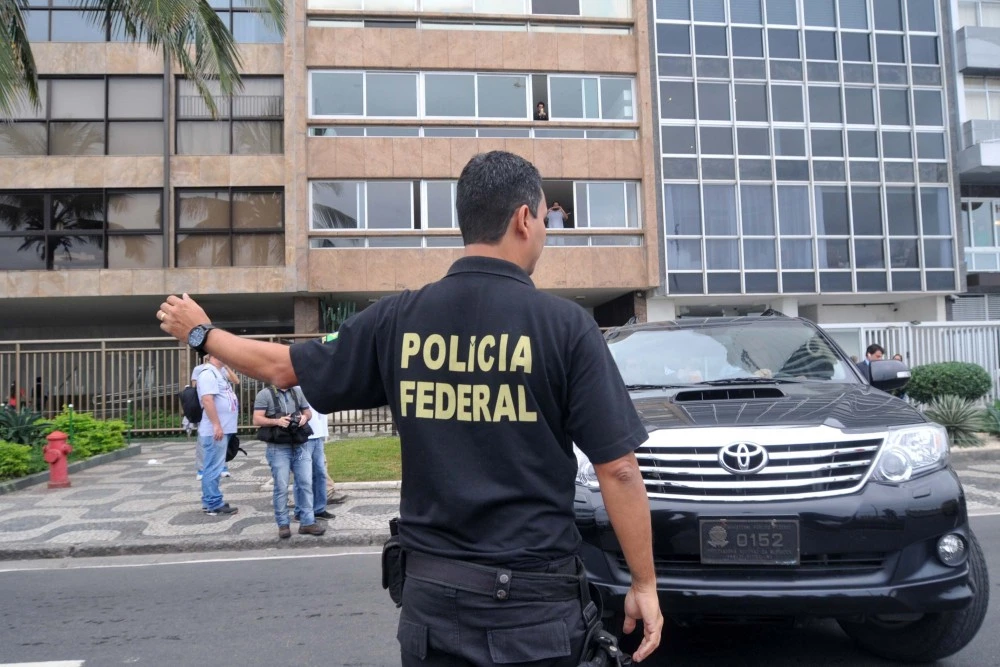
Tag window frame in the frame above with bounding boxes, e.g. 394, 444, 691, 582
175, 75, 284, 155
174, 187, 285, 267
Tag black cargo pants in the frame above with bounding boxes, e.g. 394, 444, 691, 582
397, 552, 590, 666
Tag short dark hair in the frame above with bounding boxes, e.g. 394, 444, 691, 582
866, 343, 884, 356
456, 151, 543, 245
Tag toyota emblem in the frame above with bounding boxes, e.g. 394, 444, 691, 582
718, 442, 768, 475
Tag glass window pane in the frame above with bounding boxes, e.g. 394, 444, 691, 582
875, 34, 904, 63
694, 0, 725, 20
882, 131, 911, 158
532, 0, 579, 13
818, 239, 850, 269
698, 82, 731, 120
732, 27, 763, 56
108, 192, 161, 231
232, 191, 282, 229
706, 239, 739, 269
0, 123, 47, 155
702, 158, 736, 180
840, 33, 871, 62
656, 0, 689, 19
234, 77, 283, 118
805, 30, 837, 59
879, 88, 909, 125
51, 234, 103, 269
234, 233, 284, 266
770, 85, 802, 121
774, 128, 805, 156
744, 238, 776, 269
851, 187, 882, 234
108, 78, 162, 119
664, 184, 702, 235
907, 0, 936, 30
839, 0, 868, 28
176, 121, 230, 155
179, 190, 230, 230
909, 36, 938, 65
768, 28, 799, 58
177, 79, 226, 119
177, 234, 231, 268
781, 238, 813, 268
233, 12, 282, 43
668, 239, 702, 270
848, 130, 879, 157
965, 90, 988, 120
587, 183, 627, 227
108, 235, 163, 269
816, 185, 849, 235
600, 78, 633, 120
886, 187, 917, 235
425, 74, 475, 117
108, 122, 163, 155
51, 79, 104, 119
920, 187, 950, 235
6, 84, 47, 121
663, 125, 697, 153
51, 192, 103, 235
805, 0, 835, 25
844, 88, 874, 124
426, 182, 456, 228
890, 238, 919, 268
809, 86, 841, 123
695, 26, 727, 56
312, 181, 361, 229
811, 129, 843, 157
913, 90, 942, 126
917, 132, 945, 159
312, 72, 363, 116
814, 160, 846, 180
657, 24, 690, 55
924, 239, 953, 268
700, 126, 733, 154
738, 127, 769, 154
24, 9, 48, 41
704, 185, 738, 235
367, 73, 417, 117
233, 120, 282, 154
874, 0, 902, 29
854, 239, 885, 268
49, 122, 105, 155
366, 181, 412, 229
51, 10, 106, 41
740, 184, 774, 235
734, 83, 767, 121
552, 76, 588, 119
660, 81, 695, 119
765, 0, 797, 25
478, 74, 529, 118
729, 0, 762, 23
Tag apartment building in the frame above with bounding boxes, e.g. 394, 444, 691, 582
0, 0, 660, 339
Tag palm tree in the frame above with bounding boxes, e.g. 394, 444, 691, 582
0, 0, 284, 118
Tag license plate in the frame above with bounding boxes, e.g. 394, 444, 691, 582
699, 519, 800, 565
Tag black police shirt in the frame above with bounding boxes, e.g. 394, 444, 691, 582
290, 256, 648, 569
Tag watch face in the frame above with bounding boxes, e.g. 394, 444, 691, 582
188, 326, 206, 349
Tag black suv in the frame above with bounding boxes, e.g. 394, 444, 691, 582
574, 314, 989, 663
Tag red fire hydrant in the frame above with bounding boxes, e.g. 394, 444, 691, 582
44, 431, 73, 489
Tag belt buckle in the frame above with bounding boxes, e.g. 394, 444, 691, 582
493, 567, 512, 601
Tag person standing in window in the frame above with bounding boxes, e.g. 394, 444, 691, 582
535, 101, 549, 121
545, 201, 570, 229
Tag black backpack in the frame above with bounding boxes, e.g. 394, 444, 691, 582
226, 434, 247, 462
179, 385, 203, 424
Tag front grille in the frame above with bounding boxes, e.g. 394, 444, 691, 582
616, 553, 888, 579
637, 436, 883, 501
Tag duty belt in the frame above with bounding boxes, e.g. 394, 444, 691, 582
404, 550, 583, 602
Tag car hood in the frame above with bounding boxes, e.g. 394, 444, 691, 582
631, 382, 925, 431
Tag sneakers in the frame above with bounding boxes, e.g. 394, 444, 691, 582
221, 469, 231, 478
205, 503, 238, 516
314, 510, 336, 520
278, 525, 291, 539
327, 491, 349, 504
196, 471, 203, 481
298, 523, 326, 536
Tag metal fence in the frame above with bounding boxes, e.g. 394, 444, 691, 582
822, 321, 1000, 402
0, 335, 397, 437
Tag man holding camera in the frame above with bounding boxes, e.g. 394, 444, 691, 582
252, 385, 326, 538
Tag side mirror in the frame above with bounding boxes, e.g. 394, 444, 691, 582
869, 359, 911, 393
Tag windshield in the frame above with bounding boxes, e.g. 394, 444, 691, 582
607, 320, 856, 386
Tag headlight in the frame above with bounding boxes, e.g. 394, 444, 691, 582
871, 424, 949, 483
573, 444, 599, 488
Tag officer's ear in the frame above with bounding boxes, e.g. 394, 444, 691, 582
510, 204, 532, 239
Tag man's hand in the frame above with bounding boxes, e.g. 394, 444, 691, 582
275, 415, 292, 428
298, 413, 309, 427
212, 423, 223, 441
157, 294, 211, 342
621, 585, 663, 662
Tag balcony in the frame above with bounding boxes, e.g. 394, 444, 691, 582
958, 120, 1000, 182
957, 27, 1000, 74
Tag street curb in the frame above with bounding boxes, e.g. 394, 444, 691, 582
337, 480, 401, 490
0, 444, 143, 496
0, 528, 391, 561
950, 446, 1000, 464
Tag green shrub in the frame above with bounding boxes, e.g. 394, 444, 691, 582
0, 407, 47, 446
129, 409, 182, 432
906, 362, 993, 405
44, 409, 127, 460
0, 441, 45, 480
982, 400, 1000, 436
925, 395, 984, 448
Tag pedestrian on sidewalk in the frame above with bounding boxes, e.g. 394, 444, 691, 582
196, 355, 239, 516
190, 355, 238, 480
293, 398, 341, 524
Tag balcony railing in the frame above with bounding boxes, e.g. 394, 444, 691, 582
966, 247, 1000, 272
963, 119, 1000, 148
178, 95, 284, 119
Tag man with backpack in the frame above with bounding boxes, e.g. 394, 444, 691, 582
181, 355, 237, 480
196, 355, 240, 516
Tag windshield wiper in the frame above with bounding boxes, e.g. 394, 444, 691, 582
625, 384, 687, 391
695, 377, 803, 386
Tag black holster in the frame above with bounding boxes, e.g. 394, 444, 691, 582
381, 517, 405, 607
577, 578, 632, 667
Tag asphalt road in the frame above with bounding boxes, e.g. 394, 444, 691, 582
3, 516, 1000, 666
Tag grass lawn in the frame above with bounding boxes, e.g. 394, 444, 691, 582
326, 435, 401, 482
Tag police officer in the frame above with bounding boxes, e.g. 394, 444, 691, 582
156, 150, 663, 665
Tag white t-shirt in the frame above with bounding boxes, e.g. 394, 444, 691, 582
306, 402, 329, 442
196, 366, 239, 437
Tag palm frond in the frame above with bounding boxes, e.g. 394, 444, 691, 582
0, 0, 40, 118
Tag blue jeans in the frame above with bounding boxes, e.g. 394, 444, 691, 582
295, 438, 327, 520
266, 443, 315, 527
198, 435, 228, 511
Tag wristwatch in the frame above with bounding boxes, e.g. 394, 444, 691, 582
187, 324, 217, 355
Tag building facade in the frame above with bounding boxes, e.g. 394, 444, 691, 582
0, 0, 971, 339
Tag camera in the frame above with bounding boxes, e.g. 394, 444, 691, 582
286, 412, 303, 430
